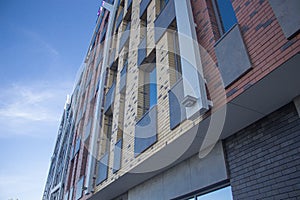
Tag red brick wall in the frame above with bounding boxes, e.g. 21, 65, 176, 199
191, 0, 300, 107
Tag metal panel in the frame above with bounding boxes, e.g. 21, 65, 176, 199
75, 176, 84, 200
115, 9, 124, 31
154, 0, 175, 43
69, 187, 73, 200
215, 24, 251, 87
127, 0, 132, 10
269, 0, 300, 39
113, 138, 123, 173
134, 105, 157, 157
74, 138, 81, 156
168, 78, 186, 130
100, 24, 107, 43
119, 61, 128, 94
104, 82, 116, 115
119, 22, 131, 52
139, 0, 151, 19
108, 49, 116, 68
137, 36, 147, 67
84, 120, 91, 141
96, 153, 109, 185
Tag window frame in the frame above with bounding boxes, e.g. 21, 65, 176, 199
211, 0, 237, 36
172, 181, 232, 200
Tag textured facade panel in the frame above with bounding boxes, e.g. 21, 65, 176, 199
269, 0, 300, 39
225, 103, 300, 199
215, 24, 251, 87
128, 142, 227, 200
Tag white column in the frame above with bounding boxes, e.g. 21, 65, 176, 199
174, 0, 210, 118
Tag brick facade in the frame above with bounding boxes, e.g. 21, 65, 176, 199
44, 0, 300, 199
225, 103, 300, 199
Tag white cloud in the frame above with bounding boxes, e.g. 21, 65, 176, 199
0, 80, 73, 138
0, 167, 46, 200
21, 28, 59, 56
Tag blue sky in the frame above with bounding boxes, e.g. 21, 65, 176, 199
0, 0, 100, 199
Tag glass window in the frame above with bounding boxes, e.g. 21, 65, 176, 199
197, 186, 233, 200
214, 0, 237, 34
149, 67, 157, 108
160, 0, 169, 10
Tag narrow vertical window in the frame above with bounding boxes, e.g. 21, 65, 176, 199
160, 0, 169, 11
149, 67, 157, 109
212, 0, 237, 34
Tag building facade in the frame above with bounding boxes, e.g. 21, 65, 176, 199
44, 0, 300, 199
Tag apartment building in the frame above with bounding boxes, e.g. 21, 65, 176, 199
44, 0, 300, 199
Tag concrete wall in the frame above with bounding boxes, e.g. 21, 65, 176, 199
225, 103, 300, 199
128, 142, 228, 200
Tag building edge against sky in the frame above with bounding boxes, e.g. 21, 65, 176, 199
43, 0, 300, 200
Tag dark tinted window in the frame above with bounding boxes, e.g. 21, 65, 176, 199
216, 0, 237, 33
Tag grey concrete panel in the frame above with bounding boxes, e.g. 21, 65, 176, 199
128, 175, 163, 200
269, 0, 300, 39
162, 159, 191, 199
189, 142, 227, 191
127, 142, 227, 200
215, 24, 251, 87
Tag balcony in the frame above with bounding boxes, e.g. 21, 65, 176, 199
168, 78, 186, 130
104, 82, 116, 115
115, 9, 124, 32
139, 0, 151, 19
119, 60, 128, 94
154, 0, 175, 43
96, 152, 109, 185
134, 105, 157, 157
118, 22, 131, 53
112, 138, 123, 173
214, 24, 251, 87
